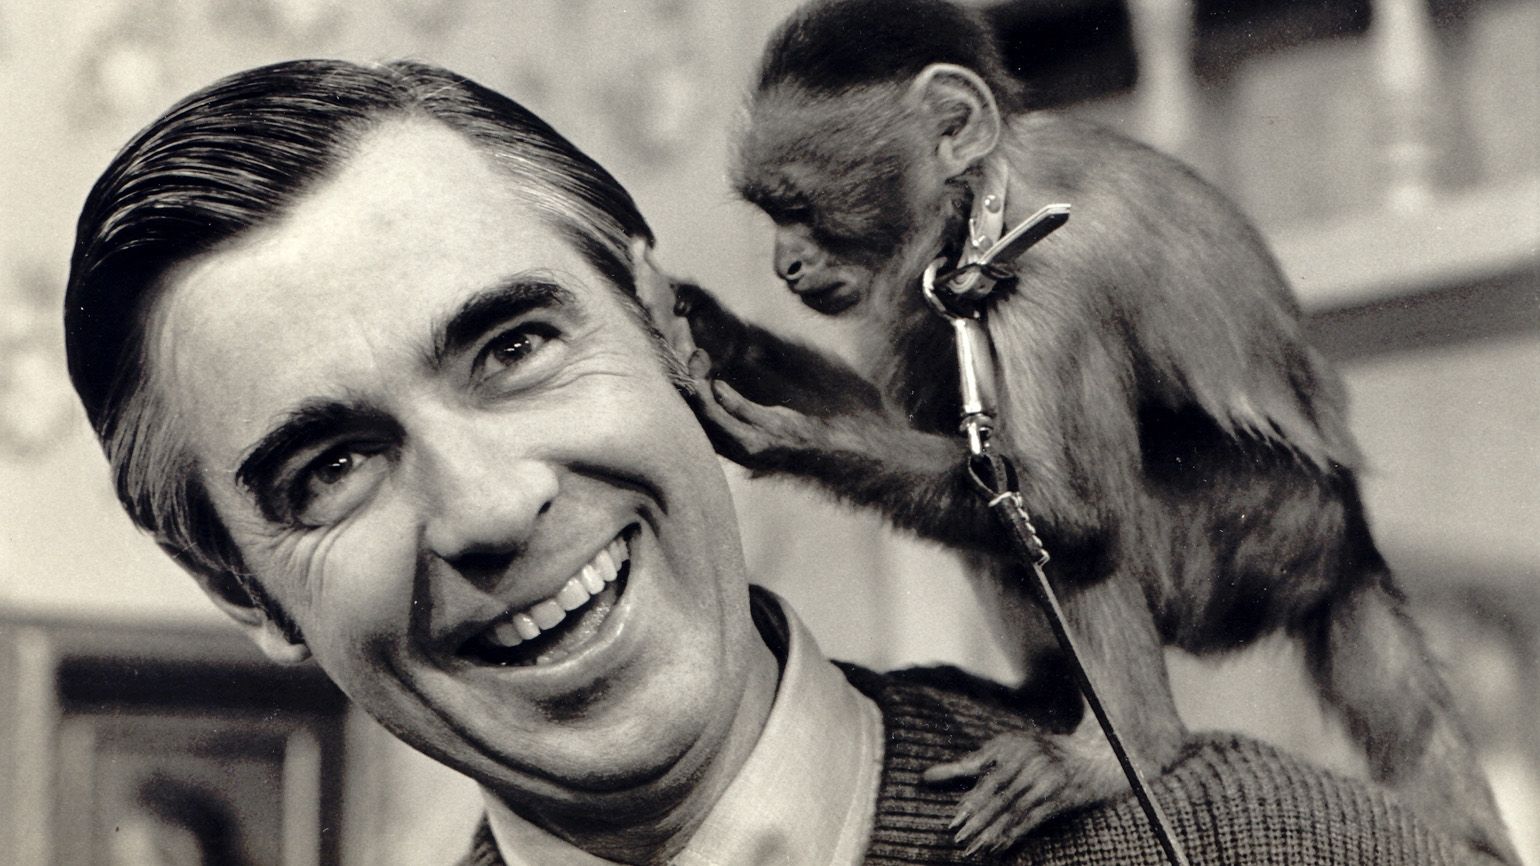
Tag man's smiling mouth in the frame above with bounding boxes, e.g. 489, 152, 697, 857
463, 530, 632, 667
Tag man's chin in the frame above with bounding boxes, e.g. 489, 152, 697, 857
476, 722, 712, 814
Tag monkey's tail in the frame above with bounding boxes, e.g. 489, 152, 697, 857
1305, 572, 1521, 865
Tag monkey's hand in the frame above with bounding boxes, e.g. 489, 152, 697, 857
646, 266, 889, 419
923, 729, 1123, 856
628, 242, 761, 378
684, 349, 877, 470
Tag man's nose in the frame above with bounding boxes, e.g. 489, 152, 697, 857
418, 433, 559, 576
774, 227, 824, 285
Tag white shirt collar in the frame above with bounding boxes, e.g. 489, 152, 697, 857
482, 587, 883, 865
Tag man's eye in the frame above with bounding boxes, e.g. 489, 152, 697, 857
291, 445, 388, 526
473, 324, 559, 387
478, 325, 553, 372
312, 452, 356, 486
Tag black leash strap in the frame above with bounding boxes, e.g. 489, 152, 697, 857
967, 452, 1191, 866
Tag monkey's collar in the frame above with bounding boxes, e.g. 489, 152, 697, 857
923, 156, 1071, 319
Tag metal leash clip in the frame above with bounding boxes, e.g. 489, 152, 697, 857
927, 202, 1073, 308
922, 201, 1070, 458
922, 260, 997, 458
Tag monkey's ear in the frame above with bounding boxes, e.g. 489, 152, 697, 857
166, 543, 312, 665
906, 63, 1002, 178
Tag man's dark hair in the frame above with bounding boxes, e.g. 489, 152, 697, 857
64, 60, 655, 637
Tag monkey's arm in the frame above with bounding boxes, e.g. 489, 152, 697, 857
687, 350, 1108, 561
673, 282, 885, 418
630, 246, 883, 417
652, 271, 1123, 561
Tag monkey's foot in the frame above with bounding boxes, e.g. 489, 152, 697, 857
923, 730, 1113, 856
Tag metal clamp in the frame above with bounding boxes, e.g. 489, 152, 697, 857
923, 260, 997, 457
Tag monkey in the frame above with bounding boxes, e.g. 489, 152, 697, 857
637, 0, 1519, 861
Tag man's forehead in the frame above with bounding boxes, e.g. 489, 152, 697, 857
147, 119, 601, 464
271, 119, 526, 251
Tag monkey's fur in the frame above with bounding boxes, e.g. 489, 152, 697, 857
645, 0, 1515, 860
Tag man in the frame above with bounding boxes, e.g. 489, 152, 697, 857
65, 59, 1468, 864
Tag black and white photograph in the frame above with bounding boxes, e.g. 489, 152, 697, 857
1, 1, 1536, 863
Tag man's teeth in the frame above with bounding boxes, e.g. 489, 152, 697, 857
482, 536, 627, 649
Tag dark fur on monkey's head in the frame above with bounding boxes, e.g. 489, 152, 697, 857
736, 0, 1020, 317
755, 0, 1028, 115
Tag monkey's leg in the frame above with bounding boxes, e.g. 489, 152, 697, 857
962, 555, 1087, 731
1306, 579, 1520, 865
926, 573, 1187, 854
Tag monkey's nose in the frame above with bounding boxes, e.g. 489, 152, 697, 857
774, 230, 820, 285
777, 257, 802, 284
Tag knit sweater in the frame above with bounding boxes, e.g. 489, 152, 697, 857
458, 663, 1465, 865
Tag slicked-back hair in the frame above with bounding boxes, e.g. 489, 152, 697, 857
756, 0, 1028, 113
64, 60, 655, 634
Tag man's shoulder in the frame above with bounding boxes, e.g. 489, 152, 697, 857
839, 662, 1471, 865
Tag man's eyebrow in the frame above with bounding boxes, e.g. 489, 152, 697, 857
429, 276, 575, 370
235, 398, 395, 516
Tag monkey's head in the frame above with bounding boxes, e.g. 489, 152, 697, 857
733, 0, 1026, 318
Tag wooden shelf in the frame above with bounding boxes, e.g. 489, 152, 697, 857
1271, 174, 1540, 312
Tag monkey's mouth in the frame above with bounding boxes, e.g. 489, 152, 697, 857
793, 281, 860, 315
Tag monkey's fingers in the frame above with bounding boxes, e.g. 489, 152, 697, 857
953, 746, 1051, 837
685, 347, 713, 384
1004, 789, 1062, 844
681, 351, 736, 435
684, 353, 744, 428
955, 773, 1019, 837
679, 361, 779, 464
960, 774, 1059, 856
922, 752, 995, 785
710, 379, 818, 444
700, 377, 757, 424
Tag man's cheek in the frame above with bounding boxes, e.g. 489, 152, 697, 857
285, 515, 421, 643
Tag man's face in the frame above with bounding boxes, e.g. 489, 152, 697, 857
152, 120, 764, 813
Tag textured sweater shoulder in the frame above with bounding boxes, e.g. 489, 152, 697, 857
847, 662, 1463, 865
458, 662, 1465, 865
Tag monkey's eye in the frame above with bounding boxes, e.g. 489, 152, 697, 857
751, 190, 813, 225
767, 204, 812, 226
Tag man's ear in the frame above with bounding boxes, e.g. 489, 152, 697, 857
630, 237, 673, 323
629, 236, 698, 374
906, 63, 1002, 179
169, 545, 311, 665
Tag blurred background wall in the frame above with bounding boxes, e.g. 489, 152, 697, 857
0, 0, 1534, 863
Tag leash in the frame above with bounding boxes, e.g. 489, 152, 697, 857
924, 160, 1190, 866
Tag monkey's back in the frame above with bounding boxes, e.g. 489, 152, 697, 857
984, 112, 1383, 649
